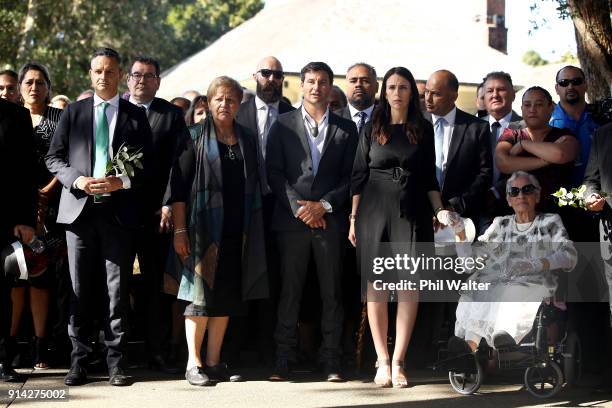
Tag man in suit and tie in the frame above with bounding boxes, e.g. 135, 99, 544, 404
126, 56, 188, 373
584, 122, 612, 392
46, 47, 152, 386
0, 99, 36, 382
235, 56, 294, 364
335, 63, 378, 134
266, 62, 358, 382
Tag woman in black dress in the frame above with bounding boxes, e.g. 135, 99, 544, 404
10, 63, 64, 369
170, 76, 267, 386
349, 67, 456, 387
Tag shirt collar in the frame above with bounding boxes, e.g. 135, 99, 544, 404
431, 106, 457, 126
255, 95, 279, 111
301, 106, 329, 126
488, 110, 513, 128
94, 93, 119, 108
128, 96, 153, 110
348, 103, 374, 120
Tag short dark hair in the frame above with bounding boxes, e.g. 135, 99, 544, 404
476, 81, 485, 91
300, 62, 334, 84
0, 69, 18, 81
91, 47, 121, 65
347, 62, 377, 80
18, 62, 52, 104
129, 56, 160, 76
483, 71, 513, 88
555, 65, 585, 82
522, 86, 553, 104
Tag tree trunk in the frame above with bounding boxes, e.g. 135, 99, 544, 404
567, 0, 612, 101
15, 0, 38, 63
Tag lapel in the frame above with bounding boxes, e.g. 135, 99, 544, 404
292, 110, 313, 166
235, 124, 249, 179
321, 113, 339, 158
147, 98, 162, 133
84, 98, 94, 176
445, 109, 467, 169
113, 99, 129, 154
247, 99, 258, 135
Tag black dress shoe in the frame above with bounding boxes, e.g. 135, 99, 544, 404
0, 363, 21, 382
109, 367, 130, 386
149, 354, 181, 374
204, 363, 243, 382
64, 366, 87, 386
185, 366, 212, 386
269, 358, 289, 381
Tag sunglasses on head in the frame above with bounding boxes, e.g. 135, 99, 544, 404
508, 184, 538, 197
258, 69, 284, 79
557, 78, 584, 87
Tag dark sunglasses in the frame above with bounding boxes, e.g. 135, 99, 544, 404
557, 78, 584, 87
258, 69, 284, 79
507, 184, 538, 197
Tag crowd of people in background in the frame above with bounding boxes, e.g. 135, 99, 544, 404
1, 47, 611, 393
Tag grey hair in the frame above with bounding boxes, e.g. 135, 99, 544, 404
506, 171, 541, 193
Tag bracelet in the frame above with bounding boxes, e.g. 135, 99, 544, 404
434, 207, 444, 216
174, 228, 188, 235
349, 214, 357, 221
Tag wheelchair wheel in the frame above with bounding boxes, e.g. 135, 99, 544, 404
524, 360, 563, 398
563, 332, 582, 386
449, 356, 483, 395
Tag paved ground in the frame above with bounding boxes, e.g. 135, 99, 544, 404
1, 366, 611, 408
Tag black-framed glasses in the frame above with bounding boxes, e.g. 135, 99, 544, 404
258, 69, 284, 79
507, 184, 538, 197
557, 78, 584, 87
129, 72, 158, 81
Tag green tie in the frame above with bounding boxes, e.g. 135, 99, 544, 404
93, 102, 109, 178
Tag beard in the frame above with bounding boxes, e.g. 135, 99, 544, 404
256, 80, 282, 104
348, 94, 374, 111
565, 93, 580, 105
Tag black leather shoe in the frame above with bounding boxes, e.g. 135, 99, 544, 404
185, 366, 212, 386
268, 358, 289, 381
109, 367, 130, 386
204, 362, 243, 382
64, 366, 87, 386
149, 354, 181, 374
0, 363, 21, 382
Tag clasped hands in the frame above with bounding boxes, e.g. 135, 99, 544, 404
585, 193, 606, 212
76, 176, 123, 195
433, 209, 462, 233
296, 200, 327, 229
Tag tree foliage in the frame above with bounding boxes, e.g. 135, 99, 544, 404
522, 50, 549, 66
0, 0, 263, 97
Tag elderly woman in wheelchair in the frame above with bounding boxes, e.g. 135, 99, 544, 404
437, 171, 579, 398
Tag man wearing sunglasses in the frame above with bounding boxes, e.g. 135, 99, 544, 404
235, 56, 295, 366
551, 65, 599, 187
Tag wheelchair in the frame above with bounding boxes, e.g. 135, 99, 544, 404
433, 303, 582, 399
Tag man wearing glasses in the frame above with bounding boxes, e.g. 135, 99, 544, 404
235, 56, 295, 366
126, 56, 189, 373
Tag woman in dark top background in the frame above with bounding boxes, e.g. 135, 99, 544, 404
10, 62, 64, 369
496, 86, 578, 213
349, 67, 456, 388
170, 76, 267, 386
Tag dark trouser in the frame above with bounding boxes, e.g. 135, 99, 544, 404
133, 216, 171, 356
65, 203, 134, 371
275, 228, 343, 362
0, 262, 12, 365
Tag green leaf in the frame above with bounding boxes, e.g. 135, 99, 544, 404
124, 163, 134, 177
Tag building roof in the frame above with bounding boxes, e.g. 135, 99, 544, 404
158, 0, 525, 99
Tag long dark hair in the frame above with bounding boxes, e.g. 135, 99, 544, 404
372, 66, 424, 145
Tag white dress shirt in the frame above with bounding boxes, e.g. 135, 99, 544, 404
302, 106, 329, 177
128, 96, 153, 113
488, 111, 514, 139
431, 106, 457, 173
347, 103, 375, 128
255, 96, 279, 155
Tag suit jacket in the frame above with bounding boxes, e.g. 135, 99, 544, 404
145, 97, 190, 211
585, 123, 612, 210
0, 99, 37, 246
484, 110, 523, 128
430, 108, 492, 217
46, 97, 153, 228
266, 109, 358, 232
235, 98, 295, 194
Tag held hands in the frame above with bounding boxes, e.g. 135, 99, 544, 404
436, 210, 460, 228
76, 176, 123, 195
586, 193, 606, 212
13, 225, 35, 245
296, 200, 327, 229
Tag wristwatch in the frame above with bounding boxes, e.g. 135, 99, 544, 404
320, 199, 332, 213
